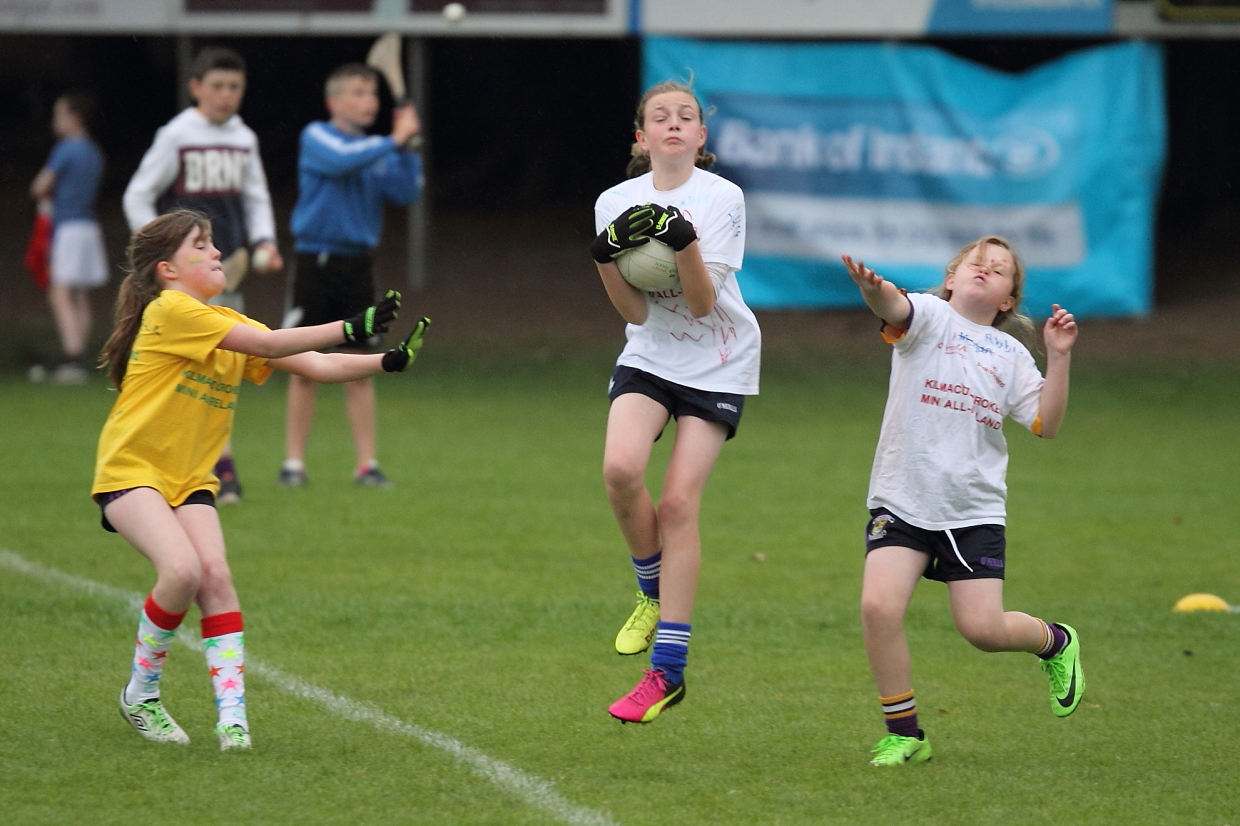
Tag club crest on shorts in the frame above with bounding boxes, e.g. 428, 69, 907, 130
868, 513, 895, 540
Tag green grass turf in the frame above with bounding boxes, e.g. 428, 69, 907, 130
0, 349, 1238, 826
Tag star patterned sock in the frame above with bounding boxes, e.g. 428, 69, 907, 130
124, 594, 186, 703
202, 612, 247, 731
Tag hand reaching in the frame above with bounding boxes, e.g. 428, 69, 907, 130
343, 290, 400, 345
841, 255, 886, 296
382, 317, 431, 372
1043, 304, 1078, 356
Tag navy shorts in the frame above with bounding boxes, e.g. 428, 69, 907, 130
608, 365, 744, 440
288, 251, 381, 351
95, 487, 216, 533
864, 508, 1006, 582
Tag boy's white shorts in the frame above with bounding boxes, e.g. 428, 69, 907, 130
51, 219, 108, 289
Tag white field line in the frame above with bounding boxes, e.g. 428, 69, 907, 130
0, 549, 618, 826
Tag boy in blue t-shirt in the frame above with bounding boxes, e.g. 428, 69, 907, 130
29, 91, 108, 385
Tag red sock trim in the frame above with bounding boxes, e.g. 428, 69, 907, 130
144, 593, 187, 631
201, 611, 244, 638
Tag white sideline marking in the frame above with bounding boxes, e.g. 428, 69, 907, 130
0, 549, 619, 826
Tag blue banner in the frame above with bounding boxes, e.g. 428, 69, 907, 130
644, 38, 1165, 318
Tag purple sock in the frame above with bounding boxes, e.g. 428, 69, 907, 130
215, 456, 237, 480
1037, 622, 1070, 660
882, 691, 921, 738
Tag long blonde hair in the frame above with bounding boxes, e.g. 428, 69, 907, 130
626, 80, 717, 179
100, 210, 211, 389
932, 236, 1035, 341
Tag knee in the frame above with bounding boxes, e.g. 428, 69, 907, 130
198, 558, 235, 596
860, 593, 904, 631
603, 457, 645, 501
656, 488, 697, 530
159, 558, 203, 599
957, 617, 1006, 652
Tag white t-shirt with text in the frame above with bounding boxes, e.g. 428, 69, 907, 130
594, 168, 760, 395
868, 292, 1045, 530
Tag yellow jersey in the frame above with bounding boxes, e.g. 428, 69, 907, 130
92, 290, 273, 506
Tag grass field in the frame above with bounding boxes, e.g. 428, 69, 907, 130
1, 347, 1238, 826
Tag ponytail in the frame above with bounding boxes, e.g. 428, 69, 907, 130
100, 209, 210, 389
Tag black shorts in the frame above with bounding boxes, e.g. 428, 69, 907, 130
864, 508, 1006, 582
608, 365, 744, 440
288, 251, 380, 351
95, 487, 215, 533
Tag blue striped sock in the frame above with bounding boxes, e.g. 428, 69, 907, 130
650, 621, 690, 685
631, 551, 661, 599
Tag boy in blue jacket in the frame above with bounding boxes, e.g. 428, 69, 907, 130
280, 63, 422, 488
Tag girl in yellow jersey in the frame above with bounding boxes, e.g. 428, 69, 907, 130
93, 209, 428, 751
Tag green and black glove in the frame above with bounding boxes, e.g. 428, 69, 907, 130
382, 317, 431, 373
591, 203, 657, 263
650, 204, 697, 252
343, 290, 400, 345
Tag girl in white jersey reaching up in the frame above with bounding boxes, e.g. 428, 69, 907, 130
842, 238, 1082, 767
591, 81, 761, 724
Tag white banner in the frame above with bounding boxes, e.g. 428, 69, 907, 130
746, 193, 1087, 267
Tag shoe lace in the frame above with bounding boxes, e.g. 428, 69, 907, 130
626, 670, 669, 704
140, 700, 177, 734
871, 734, 905, 759
218, 724, 248, 743
1041, 654, 1068, 693
623, 593, 657, 630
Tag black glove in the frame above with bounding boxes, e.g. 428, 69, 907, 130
591, 203, 657, 264
650, 204, 697, 252
382, 317, 431, 373
343, 290, 400, 345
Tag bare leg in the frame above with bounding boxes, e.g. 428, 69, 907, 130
47, 285, 90, 358
103, 488, 205, 614
947, 578, 1046, 653
602, 393, 670, 561
860, 546, 928, 698
344, 377, 376, 469
285, 374, 319, 462
175, 504, 240, 616
652, 416, 727, 624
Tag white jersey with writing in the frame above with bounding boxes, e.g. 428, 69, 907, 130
595, 168, 761, 395
868, 292, 1044, 530
122, 108, 276, 259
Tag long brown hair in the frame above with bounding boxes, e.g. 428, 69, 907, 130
932, 235, 1035, 341
100, 210, 211, 389
626, 80, 717, 179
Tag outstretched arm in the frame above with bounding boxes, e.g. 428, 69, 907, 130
267, 317, 429, 383
216, 291, 401, 359
1035, 304, 1077, 439
268, 350, 384, 383
841, 255, 911, 327
217, 320, 350, 360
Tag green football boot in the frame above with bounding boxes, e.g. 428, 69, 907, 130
614, 591, 660, 655
869, 733, 932, 766
1041, 623, 1084, 717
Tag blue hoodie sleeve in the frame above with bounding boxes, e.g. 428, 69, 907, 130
378, 151, 423, 206
299, 122, 399, 179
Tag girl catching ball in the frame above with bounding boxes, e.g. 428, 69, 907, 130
591, 81, 761, 723
842, 238, 1082, 766
94, 209, 427, 750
